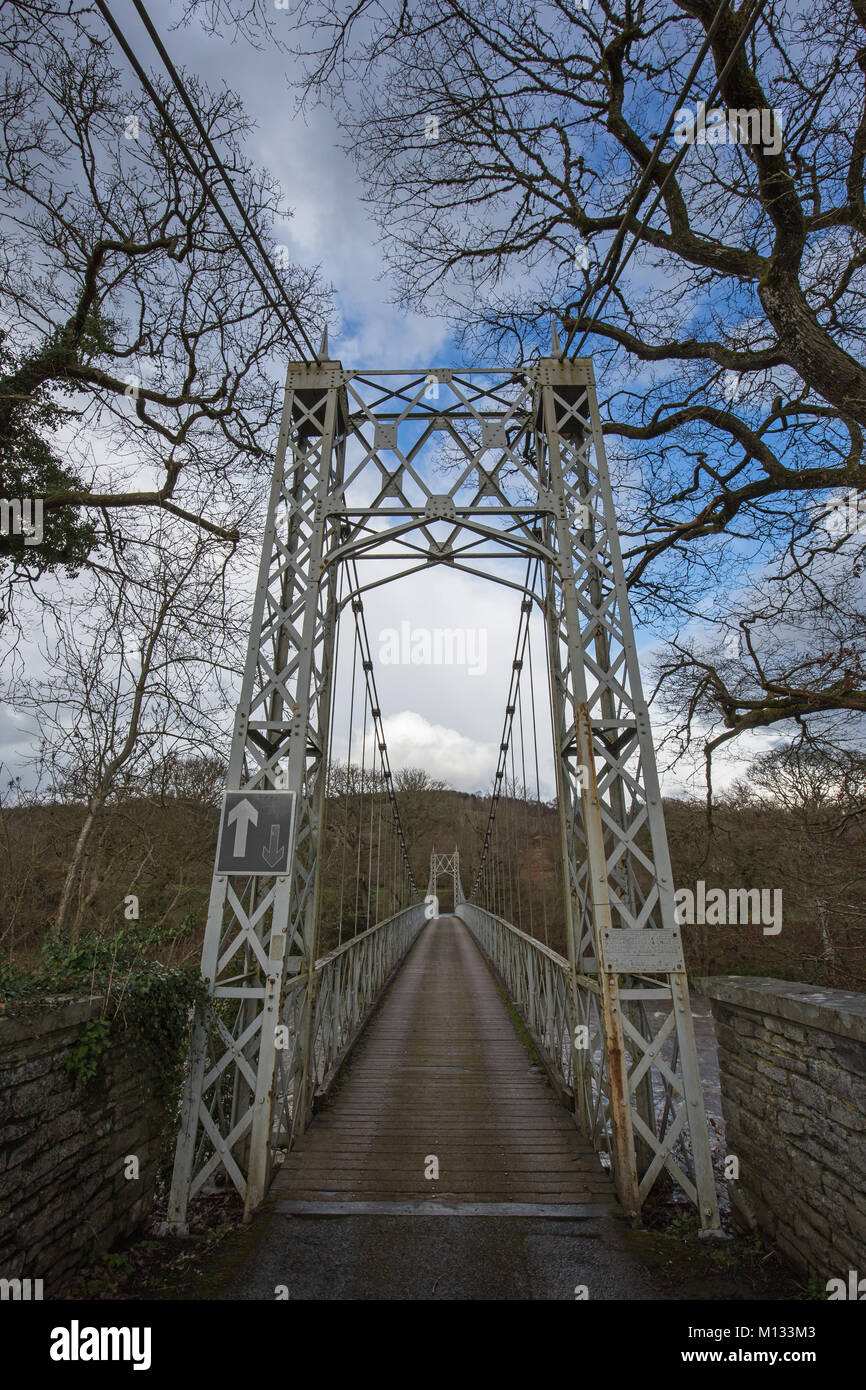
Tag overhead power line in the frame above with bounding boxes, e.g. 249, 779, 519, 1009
94, 0, 321, 364
560, 0, 770, 361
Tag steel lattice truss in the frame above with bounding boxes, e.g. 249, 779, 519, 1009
167, 350, 719, 1231
427, 848, 465, 908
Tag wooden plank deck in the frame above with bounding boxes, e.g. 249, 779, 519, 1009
271, 916, 616, 1212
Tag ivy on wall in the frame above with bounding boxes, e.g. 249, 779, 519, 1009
1, 922, 207, 1178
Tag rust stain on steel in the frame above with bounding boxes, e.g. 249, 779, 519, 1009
272, 916, 616, 1208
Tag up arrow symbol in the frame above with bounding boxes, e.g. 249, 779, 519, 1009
226, 798, 259, 857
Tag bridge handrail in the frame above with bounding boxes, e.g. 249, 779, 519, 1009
275, 903, 426, 1142
456, 901, 577, 1098
458, 902, 570, 970
312, 899, 425, 971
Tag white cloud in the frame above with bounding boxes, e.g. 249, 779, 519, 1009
157, 5, 450, 368
0, 2, 800, 817
327, 560, 558, 795
359, 710, 495, 791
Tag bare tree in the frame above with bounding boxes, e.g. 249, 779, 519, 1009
735, 743, 866, 968
244, 0, 866, 752
652, 552, 866, 793
10, 521, 247, 936
0, 0, 328, 602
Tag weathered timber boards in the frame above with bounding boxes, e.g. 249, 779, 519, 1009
271, 916, 616, 1209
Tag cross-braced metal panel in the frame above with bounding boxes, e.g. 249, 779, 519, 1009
532, 358, 718, 1226
166, 362, 352, 1227
428, 848, 465, 907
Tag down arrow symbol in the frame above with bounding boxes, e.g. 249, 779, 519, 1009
261, 823, 284, 869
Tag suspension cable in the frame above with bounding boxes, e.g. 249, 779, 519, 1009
526, 620, 550, 946
516, 679, 532, 937
374, 764, 383, 923
468, 560, 539, 903
509, 734, 520, 928
345, 559, 418, 895
365, 746, 376, 930
337, 615, 360, 947
354, 675, 369, 935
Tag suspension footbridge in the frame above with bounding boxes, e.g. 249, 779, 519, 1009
274, 910, 614, 1214
166, 344, 721, 1237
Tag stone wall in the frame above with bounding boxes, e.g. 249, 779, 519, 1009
700, 976, 866, 1281
0, 996, 164, 1295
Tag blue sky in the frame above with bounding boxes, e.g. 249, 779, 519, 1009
0, 0, 788, 801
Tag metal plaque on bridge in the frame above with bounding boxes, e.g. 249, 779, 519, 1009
598, 927, 685, 975
215, 790, 297, 876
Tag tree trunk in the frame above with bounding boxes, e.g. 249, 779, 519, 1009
55, 797, 103, 938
